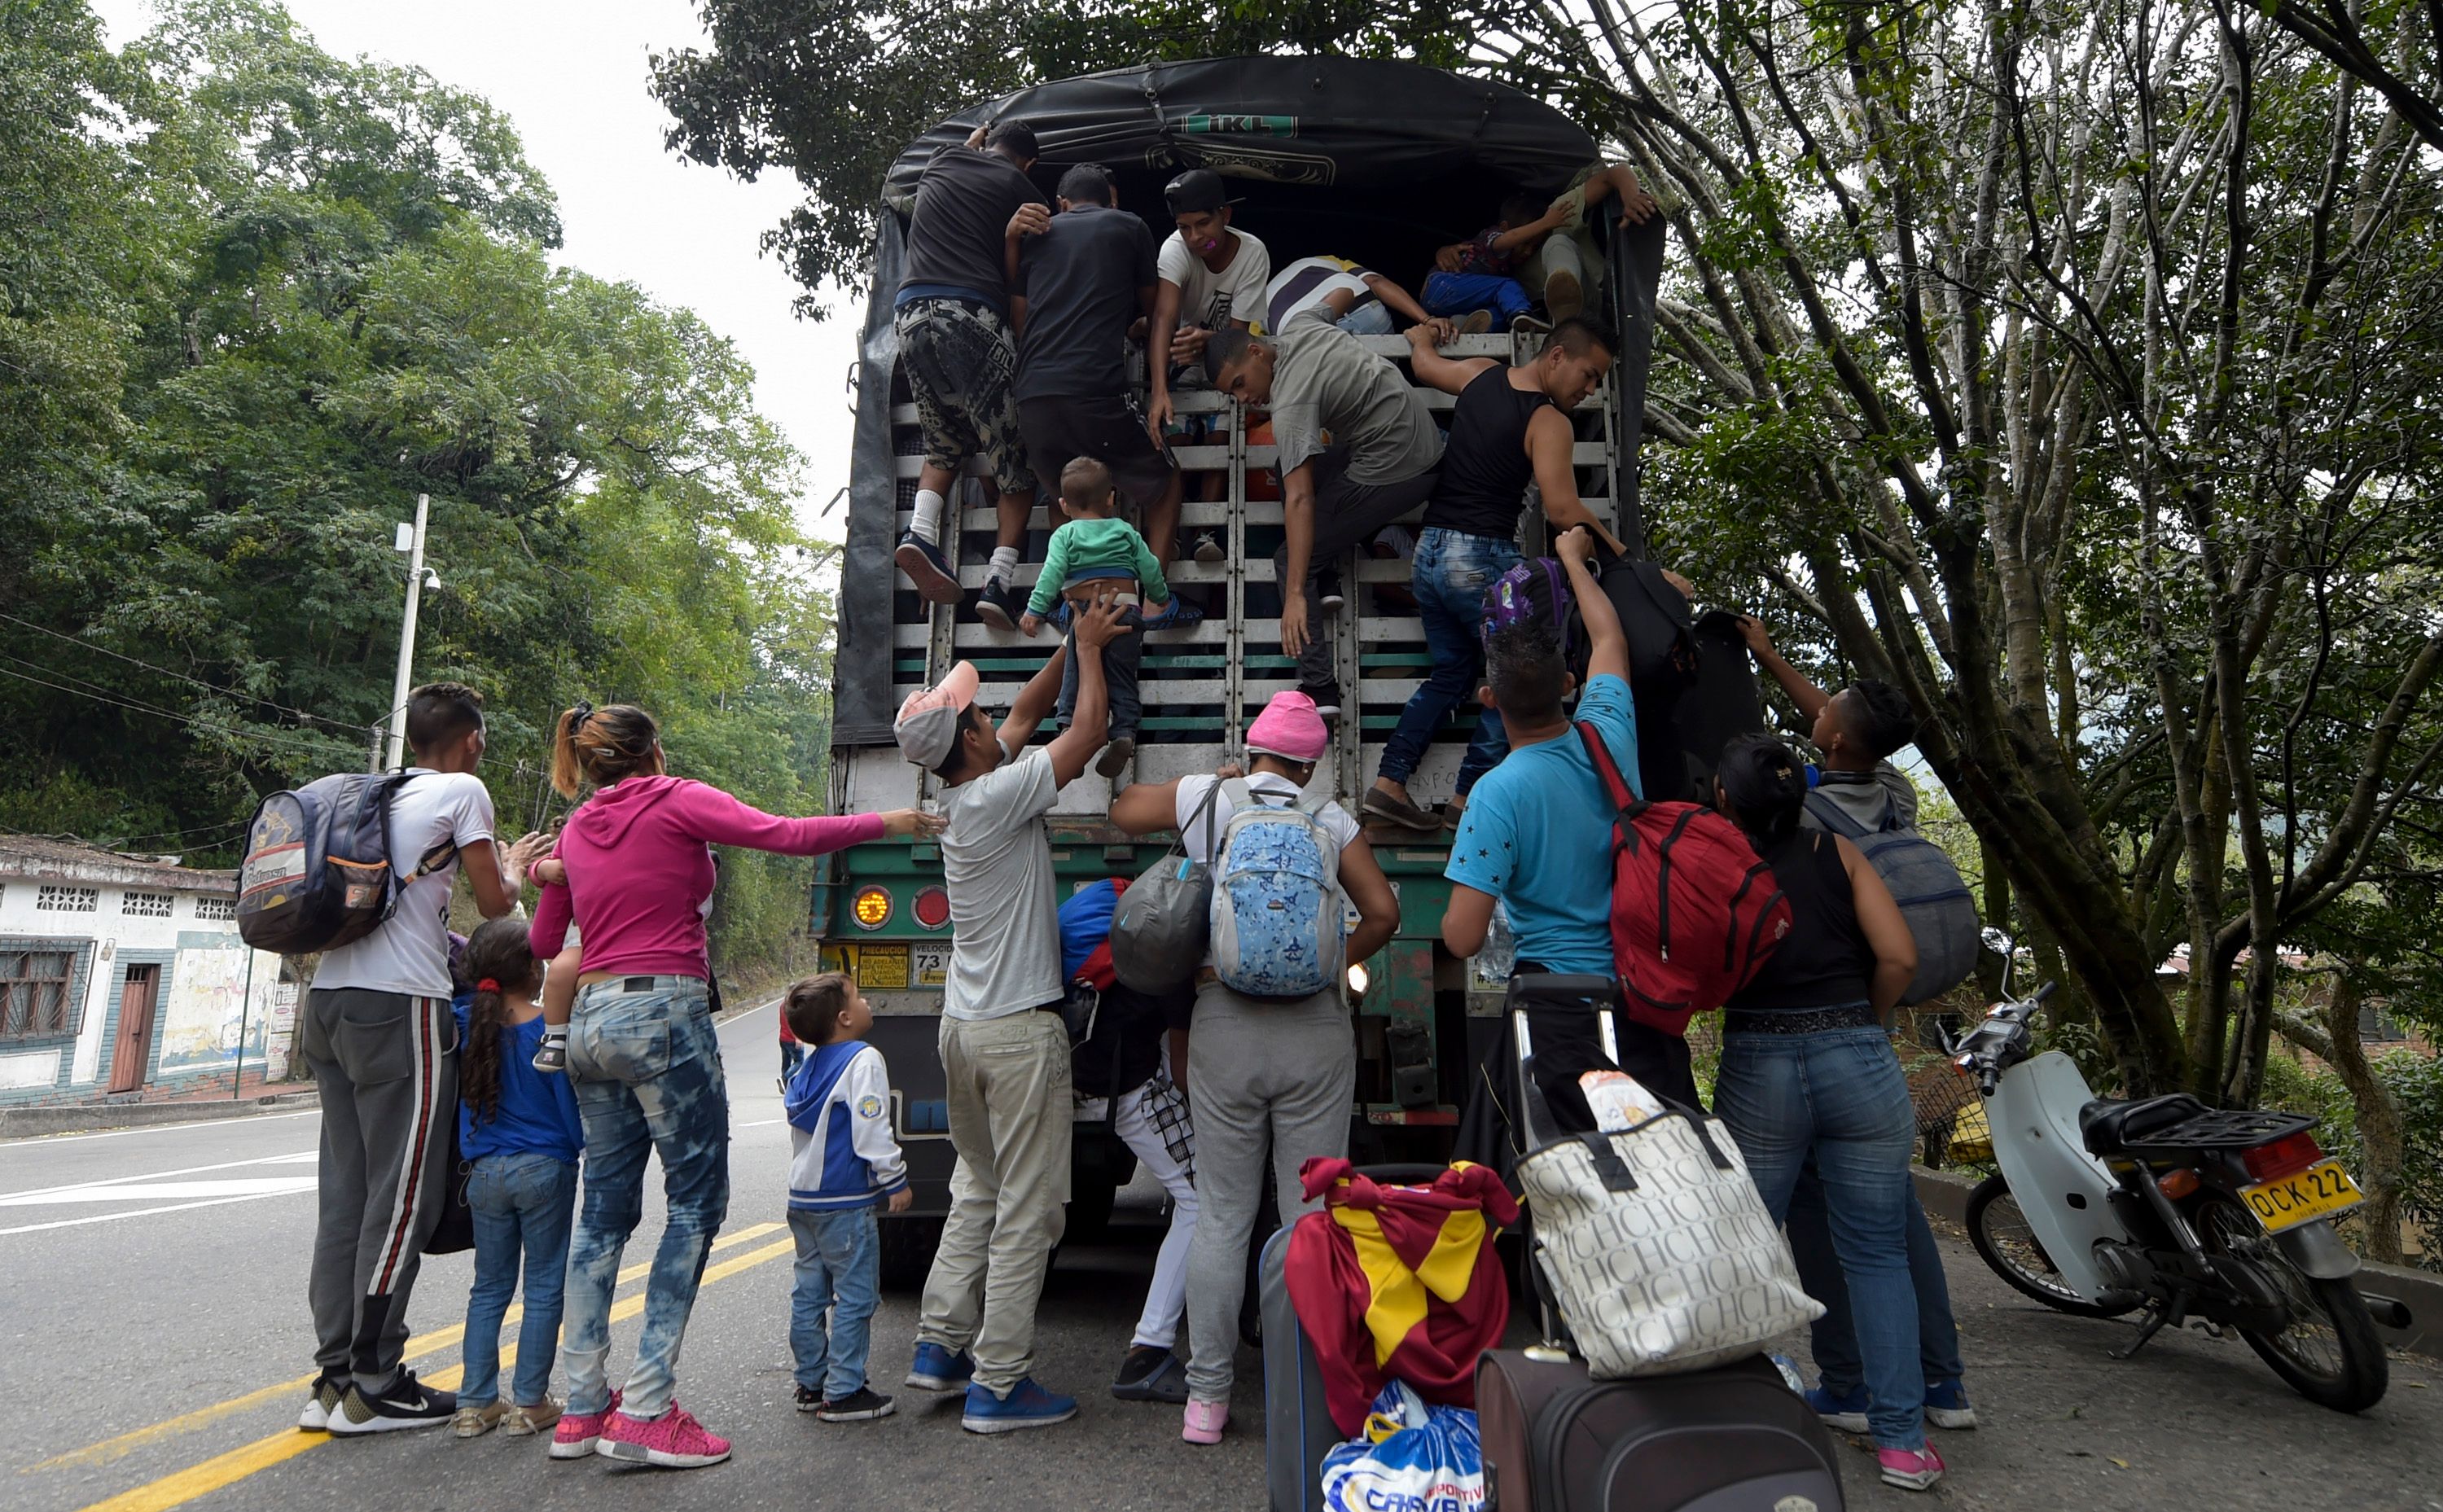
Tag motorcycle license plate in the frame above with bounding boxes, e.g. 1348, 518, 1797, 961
2240, 1159, 2362, 1234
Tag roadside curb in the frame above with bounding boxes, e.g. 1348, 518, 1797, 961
0, 1090, 321, 1140
1913, 1166, 2441, 1361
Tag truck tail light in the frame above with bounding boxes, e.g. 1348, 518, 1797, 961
850, 886, 893, 931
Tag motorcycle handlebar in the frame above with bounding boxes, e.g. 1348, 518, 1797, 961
2032, 980, 2059, 1005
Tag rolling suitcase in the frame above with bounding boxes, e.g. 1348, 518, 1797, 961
1261, 1164, 1455, 1512
1476, 1348, 1844, 1512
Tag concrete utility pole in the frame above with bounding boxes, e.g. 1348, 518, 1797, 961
384, 493, 431, 771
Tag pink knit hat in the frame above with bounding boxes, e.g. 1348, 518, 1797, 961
1246, 690, 1329, 762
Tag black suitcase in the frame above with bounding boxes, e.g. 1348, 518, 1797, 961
1477, 1348, 1845, 1512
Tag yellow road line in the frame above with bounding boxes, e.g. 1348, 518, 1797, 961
70, 1236, 798, 1512
32, 1221, 784, 1473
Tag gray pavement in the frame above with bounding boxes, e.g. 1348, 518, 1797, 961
2, 998, 2435, 1512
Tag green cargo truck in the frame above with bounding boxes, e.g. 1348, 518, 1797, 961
809, 55, 1664, 1283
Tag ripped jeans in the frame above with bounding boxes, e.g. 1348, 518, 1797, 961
557, 976, 729, 1421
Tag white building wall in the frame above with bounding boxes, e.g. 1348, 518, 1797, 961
1, 870, 285, 1097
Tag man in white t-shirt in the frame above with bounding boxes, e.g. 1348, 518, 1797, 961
892, 595, 1131, 1435
1107, 690, 1399, 1447
299, 681, 528, 1435
1144, 168, 1270, 439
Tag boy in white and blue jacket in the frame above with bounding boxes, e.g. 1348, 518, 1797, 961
783, 972, 911, 1422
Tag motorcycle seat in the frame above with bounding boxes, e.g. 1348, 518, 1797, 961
2078, 1093, 2210, 1156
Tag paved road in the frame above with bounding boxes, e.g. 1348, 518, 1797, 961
4, 1000, 2436, 1512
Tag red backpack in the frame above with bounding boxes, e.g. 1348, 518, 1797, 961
1576, 721, 1792, 1034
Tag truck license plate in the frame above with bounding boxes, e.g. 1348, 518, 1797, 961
2241, 1159, 2362, 1234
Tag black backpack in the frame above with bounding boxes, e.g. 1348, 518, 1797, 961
237, 772, 459, 954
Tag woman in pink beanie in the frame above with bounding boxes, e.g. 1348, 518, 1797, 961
1108, 690, 1401, 1445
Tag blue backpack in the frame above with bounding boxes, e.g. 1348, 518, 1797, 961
1208, 779, 1345, 997
236, 772, 458, 954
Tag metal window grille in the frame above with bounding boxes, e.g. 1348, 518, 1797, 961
1, 949, 76, 1039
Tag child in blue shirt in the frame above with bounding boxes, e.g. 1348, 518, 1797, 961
451, 917, 586, 1438
783, 972, 912, 1422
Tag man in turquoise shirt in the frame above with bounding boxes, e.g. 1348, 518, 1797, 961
1441, 528, 1700, 1110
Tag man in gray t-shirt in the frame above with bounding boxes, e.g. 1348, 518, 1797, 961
889, 597, 1131, 1431
1208, 309, 1454, 711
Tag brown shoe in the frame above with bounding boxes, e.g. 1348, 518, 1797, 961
1360, 787, 1443, 831
1458, 309, 1494, 335
453, 1400, 509, 1439
1096, 737, 1137, 779
501, 1398, 564, 1436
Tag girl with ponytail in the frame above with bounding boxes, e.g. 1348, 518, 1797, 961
451, 917, 583, 1440
1709, 733, 1940, 1484
527, 699, 943, 1466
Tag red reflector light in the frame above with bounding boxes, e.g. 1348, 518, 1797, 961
2243, 1132, 2323, 1183
913, 885, 951, 930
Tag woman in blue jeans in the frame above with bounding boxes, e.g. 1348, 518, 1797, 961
451, 918, 584, 1440
529, 702, 939, 1468
1708, 734, 1944, 1493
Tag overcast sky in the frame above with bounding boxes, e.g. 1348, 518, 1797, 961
92, 0, 862, 542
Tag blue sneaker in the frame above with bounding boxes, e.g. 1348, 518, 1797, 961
1142, 597, 1204, 632
1805, 1383, 1871, 1435
961, 1378, 1078, 1435
1923, 1379, 1978, 1431
894, 532, 962, 603
904, 1343, 975, 1393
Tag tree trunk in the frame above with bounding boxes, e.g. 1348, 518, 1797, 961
2274, 977, 2404, 1264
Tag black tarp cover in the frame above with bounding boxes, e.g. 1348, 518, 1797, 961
879, 56, 1599, 209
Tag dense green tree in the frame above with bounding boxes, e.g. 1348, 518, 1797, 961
1, 0, 831, 972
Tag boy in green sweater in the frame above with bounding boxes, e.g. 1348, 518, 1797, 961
1018, 457, 1176, 779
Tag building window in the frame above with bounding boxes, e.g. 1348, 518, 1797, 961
36, 885, 100, 914
124, 891, 176, 918
193, 894, 238, 922
2, 949, 77, 1040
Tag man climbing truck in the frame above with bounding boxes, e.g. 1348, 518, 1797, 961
808, 56, 1664, 1286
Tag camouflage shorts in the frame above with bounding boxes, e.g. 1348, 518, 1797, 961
894, 296, 1037, 497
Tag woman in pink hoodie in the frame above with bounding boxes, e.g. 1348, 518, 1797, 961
530, 701, 940, 1468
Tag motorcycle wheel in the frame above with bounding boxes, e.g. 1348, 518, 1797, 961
1965, 1173, 2139, 1318
2195, 1195, 2388, 1413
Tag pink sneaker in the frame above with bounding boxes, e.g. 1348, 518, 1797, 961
1878, 1445, 1946, 1492
1181, 1398, 1229, 1444
596, 1401, 731, 1468
550, 1389, 620, 1460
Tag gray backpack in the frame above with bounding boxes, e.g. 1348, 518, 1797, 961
1804, 789, 1978, 1005
1110, 779, 1225, 992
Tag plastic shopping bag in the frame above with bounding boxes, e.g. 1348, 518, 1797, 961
1319, 1382, 1485, 1512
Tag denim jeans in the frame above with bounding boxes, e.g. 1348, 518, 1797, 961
1789, 1168, 1965, 1397
558, 977, 729, 1420
1056, 604, 1143, 741
1422, 271, 1535, 329
461, 1150, 578, 1407
1711, 1023, 1925, 1450
1335, 300, 1395, 335
1378, 528, 1516, 794
789, 1207, 881, 1399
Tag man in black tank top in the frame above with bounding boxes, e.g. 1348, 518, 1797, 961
1358, 318, 1628, 831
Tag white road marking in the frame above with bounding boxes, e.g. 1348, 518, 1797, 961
0, 1176, 320, 1207
0, 1107, 320, 1148
739, 1117, 787, 1127
0, 1190, 319, 1237
0, 1149, 318, 1203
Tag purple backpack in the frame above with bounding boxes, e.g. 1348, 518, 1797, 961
1483, 557, 1574, 659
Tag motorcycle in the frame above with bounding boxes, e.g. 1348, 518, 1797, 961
1945, 964, 2410, 1412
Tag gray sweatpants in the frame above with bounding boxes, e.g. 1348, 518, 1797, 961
300, 988, 457, 1390
1181, 981, 1356, 1404
1272, 449, 1441, 691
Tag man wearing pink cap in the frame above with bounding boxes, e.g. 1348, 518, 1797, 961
891, 596, 1133, 1434
1109, 690, 1401, 1446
